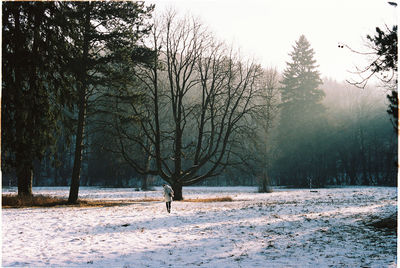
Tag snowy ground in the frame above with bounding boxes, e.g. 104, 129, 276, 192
2, 186, 397, 267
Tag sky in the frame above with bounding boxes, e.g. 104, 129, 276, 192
147, 0, 397, 82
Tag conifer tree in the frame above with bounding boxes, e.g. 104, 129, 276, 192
366, 25, 398, 130
2, 2, 154, 199
275, 35, 327, 187
280, 35, 324, 120
344, 1, 397, 130
2, 2, 75, 196
65, 2, 154, 203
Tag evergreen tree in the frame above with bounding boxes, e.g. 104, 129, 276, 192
366, 25, 398, 130
344, 1, 397, 130
2, 2, 75, 196
275, 35, 327, 187
280, 35, 324, 115
65, 2, 154, 203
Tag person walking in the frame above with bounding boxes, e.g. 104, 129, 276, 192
162, 184, 174, 213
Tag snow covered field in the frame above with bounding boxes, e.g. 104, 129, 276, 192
2, 186, 397, 267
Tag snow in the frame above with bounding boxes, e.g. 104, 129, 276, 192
2, 186, 397, 267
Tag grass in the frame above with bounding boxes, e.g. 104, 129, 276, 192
2, 194, 69, 208
129, 198, 163, 203
2, 194, 233, 208
1, 194, 142, 208
182, 196, 233, 202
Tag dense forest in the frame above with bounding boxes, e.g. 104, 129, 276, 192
5, 77, 393, 189
2, 2, 397, 201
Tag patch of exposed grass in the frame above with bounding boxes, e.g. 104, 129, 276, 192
2, 194, 234, 208
3, 194, 68, 208
2, 194, 162, 208
70, 200, 131, 207
131, 198, 163, 202
182, 196, 233, 202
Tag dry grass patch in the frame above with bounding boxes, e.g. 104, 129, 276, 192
2, 194, 162, 208
131, 198, 163, 202
2, 194, 68, 208
2, 194, 233, 208
182, 196, 233, 202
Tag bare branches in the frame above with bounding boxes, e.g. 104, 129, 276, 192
341, 24, 398, 89
103, 10, 274, 198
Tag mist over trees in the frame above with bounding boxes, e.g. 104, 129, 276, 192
344, 1, 397, 130
2, 2, 397, 200
274, 35, 327, 187
322, 79, 397, 186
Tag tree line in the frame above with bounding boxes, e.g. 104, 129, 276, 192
2, 2, 397, 201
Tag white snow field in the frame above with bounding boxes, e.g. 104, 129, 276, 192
2, 186, 397, 267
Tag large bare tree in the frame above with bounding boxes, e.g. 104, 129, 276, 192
112, 12, 265, 200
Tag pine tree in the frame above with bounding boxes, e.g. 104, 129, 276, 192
2, 2, 75, 196
280, 35, 324, 120
367, 25, 398, 130
275, 35, 327, 187
65, 2, 154, 203
345, 2, 397, 130
2, 2, 154, 198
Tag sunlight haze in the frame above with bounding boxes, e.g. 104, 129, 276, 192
148, 0, 397, 82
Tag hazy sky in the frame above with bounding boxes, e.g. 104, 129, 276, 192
148, 0, 397, 82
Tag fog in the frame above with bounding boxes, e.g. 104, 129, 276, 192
148, 0, 397, 82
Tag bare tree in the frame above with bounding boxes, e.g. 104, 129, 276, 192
111, 12, 265, 200
236, 68, 280, 192
255, 69, 280, 192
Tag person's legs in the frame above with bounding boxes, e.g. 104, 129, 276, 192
167, 201, 171, 213
166, 202, 169, 212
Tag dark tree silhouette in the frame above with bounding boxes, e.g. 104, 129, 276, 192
366, 25, 398, 130
65, 2, 153, 203
2, 2, 75, 196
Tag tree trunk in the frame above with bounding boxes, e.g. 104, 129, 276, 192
259, 173, 271, 193
141, 148, 152, 191
141, 176, 148, 191
172, 183, 183, 201
16, 157, 33, 197
12, 5, 33, 198
68, 97, 85, 203
259, 155, 272, 193
68, 2, 90, 204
